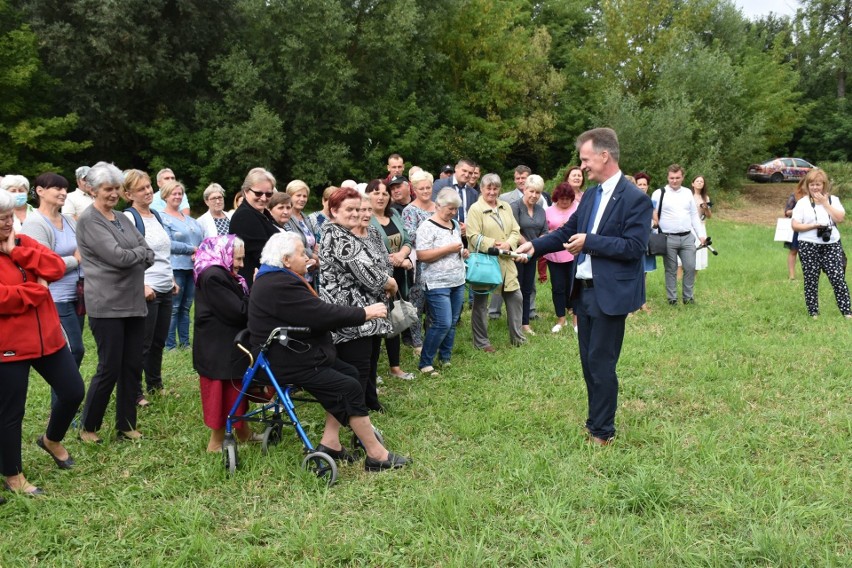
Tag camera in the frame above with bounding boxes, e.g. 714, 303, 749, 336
816, 225, 832, 242
697, 236, 719, 256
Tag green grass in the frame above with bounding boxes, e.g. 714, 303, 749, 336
2, 219, 850, 567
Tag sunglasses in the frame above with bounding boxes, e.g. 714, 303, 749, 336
247, 188, 273, 198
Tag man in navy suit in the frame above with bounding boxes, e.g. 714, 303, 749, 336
432, 159, 479, 235
517, 128, 652, 445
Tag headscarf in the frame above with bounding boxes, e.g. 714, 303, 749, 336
193, 234, 248, 293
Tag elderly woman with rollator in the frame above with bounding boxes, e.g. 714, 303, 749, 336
249, 232, 410, 471
0, 189, 85, 498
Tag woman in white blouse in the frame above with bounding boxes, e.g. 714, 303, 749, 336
790, 169, 850, 319
196, 183, 232, 238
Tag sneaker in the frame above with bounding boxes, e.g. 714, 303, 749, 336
390, 371, 415, 381
683, 298, 695, 305
667, 299, 677, 306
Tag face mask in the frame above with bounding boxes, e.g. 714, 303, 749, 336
13, 193, 28, 207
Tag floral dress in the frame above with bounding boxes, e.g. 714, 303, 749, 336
402, 203, 435, 347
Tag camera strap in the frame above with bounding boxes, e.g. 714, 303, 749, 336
809, 197, 834, 227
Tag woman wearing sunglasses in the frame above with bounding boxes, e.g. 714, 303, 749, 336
229, 168, 280, 288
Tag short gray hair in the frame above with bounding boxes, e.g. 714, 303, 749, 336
259, 232, 301, 267
435, 187, 462, 208
156, 168, 174, 185
86, 162, 124, 192
0, 189, 16, 213
75, 166, 90, 182
410, 170, 434, 187
0, 175, 30, 192
203, 183, 225, 201
480, 173, 502, 189
576, 128, 620, 163
525, 174, 544, 192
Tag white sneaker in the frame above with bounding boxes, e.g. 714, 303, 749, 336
551, 324, 563, 333
573, 325, 578, 333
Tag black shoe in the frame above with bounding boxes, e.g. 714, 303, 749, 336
0, 495, 5, 505
36, 435, 75, 470
683, 298, 695, 305
316, 443, 360, 464
667, 299, 677, 306
364, 451, 410, 472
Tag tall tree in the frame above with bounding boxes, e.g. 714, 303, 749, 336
793, 0, 851, 98
16, 0, 239, 167
0, 0, 89, 175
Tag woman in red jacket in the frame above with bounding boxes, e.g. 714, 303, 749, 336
0, 189, 85, 498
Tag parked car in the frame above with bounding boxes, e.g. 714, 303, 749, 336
746, 157, 815, 183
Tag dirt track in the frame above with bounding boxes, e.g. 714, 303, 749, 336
714, 183, 793, 227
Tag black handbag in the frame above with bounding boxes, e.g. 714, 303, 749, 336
75, 277, 86, 316
647, 189, 667, 256
647, 233, 668, 256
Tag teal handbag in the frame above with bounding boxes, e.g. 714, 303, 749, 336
465, 235, 502, 294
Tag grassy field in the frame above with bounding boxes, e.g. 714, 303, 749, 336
1, 219, 850, 567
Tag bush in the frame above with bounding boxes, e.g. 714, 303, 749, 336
820, 161, 852, 199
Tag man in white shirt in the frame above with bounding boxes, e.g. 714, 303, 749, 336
151, 168, 190, 214
62, 166, 94, 219
651, 164, 706, 305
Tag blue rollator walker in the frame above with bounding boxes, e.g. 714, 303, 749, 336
223, 327, 349, 485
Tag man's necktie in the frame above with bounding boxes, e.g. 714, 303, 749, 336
456, 184, 466, 223
576, 185, 603, 265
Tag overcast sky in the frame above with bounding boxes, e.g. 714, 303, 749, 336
734, 0, 799, 19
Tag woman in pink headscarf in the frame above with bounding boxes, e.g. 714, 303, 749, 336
192, 235, 253, 452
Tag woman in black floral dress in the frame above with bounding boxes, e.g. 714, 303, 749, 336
318, 187, 397, 412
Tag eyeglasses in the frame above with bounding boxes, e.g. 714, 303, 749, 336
207, 195, 225, 201
247, 188, 273, 198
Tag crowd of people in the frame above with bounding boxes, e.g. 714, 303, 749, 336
2, 129, 848, 499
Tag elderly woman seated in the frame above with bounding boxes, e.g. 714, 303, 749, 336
248, 232, 410, 472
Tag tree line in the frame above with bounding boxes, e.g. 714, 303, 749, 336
1, 0, 848, 203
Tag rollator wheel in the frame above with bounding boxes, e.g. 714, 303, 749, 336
302, 451, 338, 486
351, 425, 384, 454
261, 424, 283, 456
223, 442, 238, 475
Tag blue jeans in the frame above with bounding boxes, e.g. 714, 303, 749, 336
166, 269, 195, 349
55, 301, 85, 368
419, 284, 464, 369
51, 301, 85, 408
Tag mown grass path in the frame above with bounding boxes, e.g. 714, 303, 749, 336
1, 217, 849, 566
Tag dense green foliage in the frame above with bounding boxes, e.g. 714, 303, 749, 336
0, 0, 849, 200
1, 218, 850, 565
